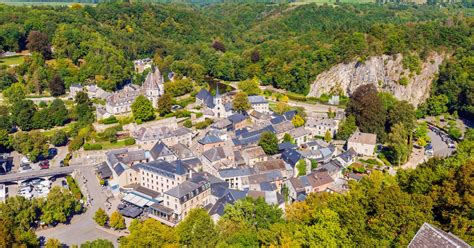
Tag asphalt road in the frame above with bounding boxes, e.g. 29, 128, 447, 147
36, 167, 119, 247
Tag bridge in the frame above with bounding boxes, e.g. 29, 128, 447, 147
0, 164, 95, 184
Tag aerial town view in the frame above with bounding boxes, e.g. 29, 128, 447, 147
0, 0, 472, 247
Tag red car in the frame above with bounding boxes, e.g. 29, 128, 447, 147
39, 160, 49, 170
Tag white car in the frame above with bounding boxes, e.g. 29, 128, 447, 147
18, 186, 32, 194
19, 192, 32, 199
39, 180, 51, 188
21, 157, 31, 164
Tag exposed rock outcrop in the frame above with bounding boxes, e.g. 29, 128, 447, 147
307, 53, 445, 107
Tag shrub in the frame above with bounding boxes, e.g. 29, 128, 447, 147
68, 136, 84, 152
99, 116, 118, 125
51, 130, 68, 146
195, 118, 213, 129
183, 120, 193, 128
124, 138, 136, 146
398, 77, 409, 86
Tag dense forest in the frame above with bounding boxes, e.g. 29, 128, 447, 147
0, 3, 472, 119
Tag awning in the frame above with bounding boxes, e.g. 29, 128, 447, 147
122, 193, 154, 208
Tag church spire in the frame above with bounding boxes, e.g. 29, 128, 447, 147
216, 83, 220, 97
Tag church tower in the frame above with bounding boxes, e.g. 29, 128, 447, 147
213, 84, 226, 118
214, 84, 222, 106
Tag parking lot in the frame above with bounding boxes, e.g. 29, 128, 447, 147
427, 126, 455, 158
9, 146, 68, 174
2, 176, 69, 201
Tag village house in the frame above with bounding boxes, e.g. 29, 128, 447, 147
285, 169, 334, 202
273, 121, 295, 140
197, 135, 225, 154
228, 113, 250, 131
105, 149, 149, 195
150, 142, 178, 162
201, 145, 234, 175
306, 119, 338, 138
248, 95, 269, 113
347, 131, 377, 156
133, 58, 153, 73
408, 223, 471, 248
218, 167, 255, 190
241, 146, 267, 166
288, 127, 312, 146
248, 170, 284, 192
169, 143, 195, 160
253, 159, 292, 179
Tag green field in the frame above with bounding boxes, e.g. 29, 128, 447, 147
0, 55, 24, 66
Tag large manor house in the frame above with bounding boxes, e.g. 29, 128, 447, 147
99, 68, 164, 119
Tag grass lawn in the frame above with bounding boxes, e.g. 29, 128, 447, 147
99, 139, 133, 150
0, 55, 25, 66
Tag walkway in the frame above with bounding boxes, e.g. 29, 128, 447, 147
36, 166, 120, 247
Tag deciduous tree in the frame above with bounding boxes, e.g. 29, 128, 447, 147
131, 95, 155, 122
258, 131, 278, 155
347, 84, 386, 141
232, 92, 251, 112
26, 31, 52, 59
93, 208, 109, 227
291, 114, 305, 128
49, 74, 65, 97
157, 93, 173, 116
176, 208, 218, 247
109, 211, 126, 230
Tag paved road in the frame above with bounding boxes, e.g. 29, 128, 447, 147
428, 130, 454, 158
287, 100, 343, 114
0, 165, 90, 183
36, 167, 120, 247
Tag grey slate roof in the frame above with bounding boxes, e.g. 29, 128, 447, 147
248, 95, 267, 104
228, 113, 247, 124
281, 148, 302, 166
149, 142, 175, 160
164, 174, 210, 202
279, 142, 297, 151
208, 188, 248, 216
218, 167, 255, 178
196, 88, 214, 108
198, 135, 222, 145
408, 223, 470, 248
138, 160, 187, 176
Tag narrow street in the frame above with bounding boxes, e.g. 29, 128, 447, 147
36, 167, 120, 247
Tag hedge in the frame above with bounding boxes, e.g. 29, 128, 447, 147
66, 176, 83, 200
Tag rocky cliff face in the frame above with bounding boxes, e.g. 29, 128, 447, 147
307, 53, 445, 107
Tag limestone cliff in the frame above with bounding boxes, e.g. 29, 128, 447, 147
307, 53, 445, 107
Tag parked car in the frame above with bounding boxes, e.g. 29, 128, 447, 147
172, 105, 182, 110
61, 180, 69, 189
424, 143, 434, 156
19, 165, 32, 173
48, 148, 58, 159
39, 161, 49, 170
